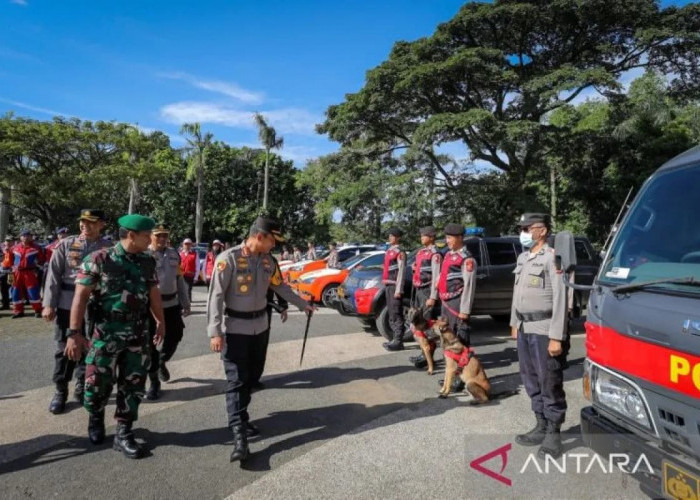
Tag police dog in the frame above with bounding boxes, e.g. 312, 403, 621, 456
408, 306, 438, 374
433, 318, 490, 402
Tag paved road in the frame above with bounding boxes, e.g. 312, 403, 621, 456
0, 289, 651, 499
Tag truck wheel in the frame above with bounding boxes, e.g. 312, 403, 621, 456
490, 314, 510, 323
376, 305, 392, 340
321, 284, 339, 308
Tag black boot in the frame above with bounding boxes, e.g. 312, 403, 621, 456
113, 421, 144, 459
88, 410, 105, 444
382, 337, 404, 351
515, 413, 547, 446
49, 383, 68, 414
158, 363, 170, 382
145, 373, 161, 401
246, 422, 260, 438
409, 353, 427, 369
229, 425, 250, 463
74, 379, 85, 404
436, 378, 466, 392
538, 420, 563, 459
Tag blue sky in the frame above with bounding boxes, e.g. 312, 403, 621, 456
0, 0, 693, 166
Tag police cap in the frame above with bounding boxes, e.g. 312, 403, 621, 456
419, 226, 436, 237
519, 213, 551, 227
118, 214, 156, 232
78, 209, 105, 222
253, 216, 286, 242
152, 224, 170, 235
443, 223, 465, 236
387, 227, 403, 237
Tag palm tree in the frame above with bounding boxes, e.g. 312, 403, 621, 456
180, 122, 213, 244
253, 113, 284, 211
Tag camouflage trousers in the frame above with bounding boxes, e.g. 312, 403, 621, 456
83, 328, 150, 422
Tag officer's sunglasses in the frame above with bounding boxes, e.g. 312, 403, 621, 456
522, 224, 545, 233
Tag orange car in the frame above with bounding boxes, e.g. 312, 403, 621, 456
286, 258, 327, 284
295, 251, 385, 307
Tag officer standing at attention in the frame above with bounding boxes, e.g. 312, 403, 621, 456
65, 214, 165, 459
510, 213, 568, 459
381, 227, 406, 351
207, 216, 313, 464
43, 209, 110, 414
145, 224, 191, 400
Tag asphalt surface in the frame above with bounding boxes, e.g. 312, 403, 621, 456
0, 289, 653, 499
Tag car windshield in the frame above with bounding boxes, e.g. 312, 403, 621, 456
599, 162, 700, 295
340, 253, 369, 269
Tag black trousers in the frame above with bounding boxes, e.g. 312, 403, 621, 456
52, 308, 86, 387
183, 276, 194, 301
413, 286, 440, 320
440, 297, 471, 346
148, 305, 185, 374
223, 331, 269, 429
517, 329, 569, 424
385, 285, 405, 342
0, 274, 10, 308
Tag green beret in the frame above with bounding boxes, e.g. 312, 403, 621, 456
118, 214, 156, 232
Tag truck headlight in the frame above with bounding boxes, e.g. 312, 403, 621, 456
591, 364, 652, 430
362, 278, 381, 289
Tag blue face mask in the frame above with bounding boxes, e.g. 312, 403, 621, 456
519, 231, 534, 249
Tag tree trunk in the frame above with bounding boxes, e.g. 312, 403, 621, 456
195, 149, 204, 244
550, 161, 557, 231
128, 178, 139, 214
0, 185, 10, 241
262, 148, 270, 211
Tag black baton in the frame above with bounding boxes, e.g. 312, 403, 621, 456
299, 310, 313, 367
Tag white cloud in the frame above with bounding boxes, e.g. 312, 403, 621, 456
0, 98, 67, 117
157, 72, 264, 104
160, 101, 321, 135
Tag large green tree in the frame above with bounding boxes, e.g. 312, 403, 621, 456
254, 113, 284, 212
180, 122, 214, 244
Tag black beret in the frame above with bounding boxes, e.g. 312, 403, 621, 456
387, 226, 403, 237
519, 213, 551, 227
443, 223, 465, 236
419, 226, 436, 237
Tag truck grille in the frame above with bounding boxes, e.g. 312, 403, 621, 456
659, 408, 685, 427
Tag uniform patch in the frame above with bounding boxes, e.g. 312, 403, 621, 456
237, 275, 245, 283
270, 267, 283, 286
217, 260, 227, 271
240, 284, 249, 293
466, 259, 475, 272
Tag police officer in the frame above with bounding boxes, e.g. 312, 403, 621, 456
66, 214, 165, 459
0, 235, 13, 310
381, 227, 407, 351
510, 213, 568, 459
408, 226, 442, 372
43, 209, 110, 414
145, 224, 191, 400
207, 216, 313, 463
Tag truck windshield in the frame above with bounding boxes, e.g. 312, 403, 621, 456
599, 162, 700, 295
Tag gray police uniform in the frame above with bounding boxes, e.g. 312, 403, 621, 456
207, 244, 307, 429
42, 235, 110, 390
148, 246, 190, 376
510, 243, 568, 424
438, 247, 477, 345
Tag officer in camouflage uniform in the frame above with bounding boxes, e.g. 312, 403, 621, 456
43, 209, 110, 414
208, 216, 313, 464
65, 214, 165, 459
510, 213, 568, 459
145, 223, 191, 400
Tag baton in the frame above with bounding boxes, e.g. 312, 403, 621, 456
267, 301, 284, 314
299, 310, 313, 367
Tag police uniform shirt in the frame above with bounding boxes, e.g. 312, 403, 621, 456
428, 245, 441, 301
509, 243, 567, 340
206, 244, 308, 337
42, 235, 110, 311
443, 248, 477, 315
150, 246, 190, 310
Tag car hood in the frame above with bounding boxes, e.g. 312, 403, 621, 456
281, 260, 312, 271
301, 268, 341, 280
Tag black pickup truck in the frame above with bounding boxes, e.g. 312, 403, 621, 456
334, 235, 599, 340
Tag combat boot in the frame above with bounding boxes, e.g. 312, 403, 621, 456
145, 373, 161, 401
74, 379, 85, 404
229, 425, 250, 463
246, 422, 260, 438
515, 413, 547, 446
49, 383, 68, 414
538, 420, 563, 459
113, 421, 144, 459
88, 410, 105, 444
409, 353, 428, 369
158, 363, 170, 382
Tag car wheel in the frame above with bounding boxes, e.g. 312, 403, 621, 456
321, 284, 340, 308
376, 305, 392, 341
490, 314, 511, 323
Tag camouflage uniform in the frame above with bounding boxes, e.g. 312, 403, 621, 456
76, 242, 157, 422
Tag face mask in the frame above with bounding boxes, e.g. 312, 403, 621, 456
519, 231, 534, 249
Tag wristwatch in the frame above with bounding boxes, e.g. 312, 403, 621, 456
66, 328, 83, 337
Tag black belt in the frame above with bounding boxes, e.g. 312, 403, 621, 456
516, 310, 553, 322
225, 307, 267, 319
161, 292, 177, 301
60, 283, 76, 291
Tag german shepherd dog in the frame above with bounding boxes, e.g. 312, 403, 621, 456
433, 318, 490, 402
408, 306, 438, 374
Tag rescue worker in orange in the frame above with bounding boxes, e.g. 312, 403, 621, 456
10, 229, 45, 318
